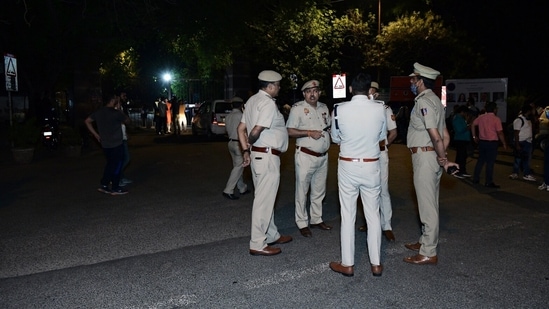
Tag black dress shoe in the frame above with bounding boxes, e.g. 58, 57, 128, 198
299, 227, 312, 237
240, 189, 251, 195
485, 183, 500, 188
310, 222, 332, 230
222, 192, 239, 200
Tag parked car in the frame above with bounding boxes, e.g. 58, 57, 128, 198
191, 100, 233, 136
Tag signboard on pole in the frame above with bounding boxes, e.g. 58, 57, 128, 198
4, 53, 18, 92
332, 74, 346, 99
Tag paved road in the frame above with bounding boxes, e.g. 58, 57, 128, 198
0, 129, 547, 308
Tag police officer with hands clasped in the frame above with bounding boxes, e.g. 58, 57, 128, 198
286, 80, 333, 238
404, 62, 459, 265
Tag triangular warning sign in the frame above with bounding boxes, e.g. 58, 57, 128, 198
6, 58, 16, 76
334, 77, 345, 89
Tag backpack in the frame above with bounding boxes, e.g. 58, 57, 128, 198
507, 116, 524, 147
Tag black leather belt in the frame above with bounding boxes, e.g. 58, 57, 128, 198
296, 146, 326, 157
251, 146, 282, 156
229, 139, 239, 142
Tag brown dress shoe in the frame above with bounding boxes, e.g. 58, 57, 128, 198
310, 222, 332, 230
358, 225, 367, 232
404, 242, 421, 251
329, 262, 354, 277
403, 254, 438, 265
383, 230, 396, 242
299, 227, 312, 237
249, 246, 281, 256
371, 264, 383, 277
267, 235, 293, 245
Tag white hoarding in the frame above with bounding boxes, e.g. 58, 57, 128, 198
445, 78, 508, 121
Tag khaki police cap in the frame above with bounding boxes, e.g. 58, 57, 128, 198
409, 62, 440, 80
371, 81, 379, 89
231, 96, 243, 103
258, 70, 282, 82
301, 80, 320, 91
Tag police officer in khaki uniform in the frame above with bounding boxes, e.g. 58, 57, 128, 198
404, 63, 459, 265
238, 70, 292, 256
286, 80, 332, 238
222, 97, 249, 200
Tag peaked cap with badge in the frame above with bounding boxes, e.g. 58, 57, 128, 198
301, 80, 320, 91
409, 62, 440, 80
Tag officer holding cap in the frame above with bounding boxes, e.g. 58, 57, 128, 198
286, 80, 332, 238
238, 70, 292, 256
404, 62, 459, 265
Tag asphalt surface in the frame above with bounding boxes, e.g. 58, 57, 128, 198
0, 128, 548, 308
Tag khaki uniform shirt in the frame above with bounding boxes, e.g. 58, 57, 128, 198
286, 100, 331, 153
407, 89, 446, 148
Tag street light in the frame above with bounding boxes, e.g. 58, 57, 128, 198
163, 73, 172, 100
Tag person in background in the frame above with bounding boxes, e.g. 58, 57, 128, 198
114, 98, 132, 187
176, 99, 187, 134
286, 79, 332, 238
166, 98, 172, 133
238, 70, 292, 256
85, 94, 130, 195
329, 72, 386, 277
155, 98, 167, 135
222, 97, 250, 200
509, 104, 536, 182
404, 62, 458, 266
452, 105, 472, 178
471, 102, 508, 188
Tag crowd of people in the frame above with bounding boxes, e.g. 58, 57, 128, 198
152, 97, 191, 135
446, 93, 546, 189
219, 64, 547, 279
84, 63, 547, 278
219, 64, 460, 278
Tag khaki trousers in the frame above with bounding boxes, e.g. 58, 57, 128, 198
223, 141, 247, 194
294, 151, 328, 228
249, 152, 281, 250
412, 149, 442, 257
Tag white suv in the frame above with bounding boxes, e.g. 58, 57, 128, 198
191, 100, 233, 136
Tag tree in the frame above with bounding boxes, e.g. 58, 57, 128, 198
1, 0, 177, 117
250, 1, 376, 90
374, 11, 483, 79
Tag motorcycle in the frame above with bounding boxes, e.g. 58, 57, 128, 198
41, 117, 60, 150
